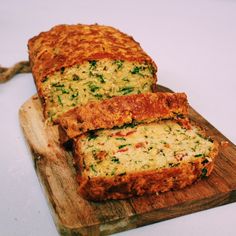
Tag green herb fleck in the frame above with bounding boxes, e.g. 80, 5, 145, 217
70, 92, 79, 100
88, 131, 98, 140
72, 74, 81, 81
89, 60, 97, 69
61, 88, 69, 94
118, 172, 126, 176
116, 137, 126, 141
60, 67, 65, 74
119, 87, 134, 95
89, 84, 100, 92
111, 168, 116, 176
122, 78, 130, 82
111, 156, 120, 164
90, 164, 97, 173
142, 164, 150, 169
123, 122, 137, 129
160, 149, 166, 156
131, 66, 140, 74
57, 95, 63, 106
201, 167, 208, 178
169, 163, 180, 167
118, 144, 130, 149
201, 159, 209, 164
43, 76, 48, 83
130, 66, 144, 76
112, 122, 137, 130
194, 153, 204, 157
114, 60, 124, 69
94, 94, 103, 99
96, 74, 106, 83
51, 82, 64, 87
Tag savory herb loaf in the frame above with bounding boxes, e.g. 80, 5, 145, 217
74, 120, 218, 201
57, 92, 189, 140
28, 24, 157, 121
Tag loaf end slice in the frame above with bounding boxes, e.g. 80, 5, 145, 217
74, 120, 218, 201
28, 24, 157, 121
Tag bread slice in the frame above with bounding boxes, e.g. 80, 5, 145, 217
74, 120, 218, 201
28, 24, 157, 121
56, 92, 189, 141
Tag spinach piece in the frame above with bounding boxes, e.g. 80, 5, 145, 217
120, 87, 134, 95
61, 88, 69, 94
122, 122, 137, 129
51, 82, 64, 87
169, 163, 180, 167
111, 156, 120, 164
114, 60, 124, 69
60, 67, 65, 74
57, 95, 63, 106
116, 137, 126, 141
201, 159, 209, 164
96, 74, 105, 83
88, 84, 100, 92
201, 167, 208, 178
130, 66, 144, 76
131, 66, 140, 74
70, 92, 79, 100
72, 74, 81, 81
89, 60, 97, 69
94, 94, 103, 99
90, 164, 97, 173
118, 144, 130, 149
194, 153, 204, 157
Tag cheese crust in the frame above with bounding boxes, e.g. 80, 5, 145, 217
28, 24, 157, 84
57, 92, 189, 140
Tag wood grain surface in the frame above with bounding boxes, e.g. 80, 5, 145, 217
19, 85, 236, 236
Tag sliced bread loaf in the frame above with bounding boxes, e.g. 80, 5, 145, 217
28, 24, 157, 121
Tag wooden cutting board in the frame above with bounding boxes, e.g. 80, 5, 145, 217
19, 85, 236, 236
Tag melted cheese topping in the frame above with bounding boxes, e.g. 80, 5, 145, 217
79, 121, 214, 177
42, 59, 155, 120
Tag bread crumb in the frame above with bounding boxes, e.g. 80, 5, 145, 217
220, 141, 229, 147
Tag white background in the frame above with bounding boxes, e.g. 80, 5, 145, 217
0, 0, 236, 235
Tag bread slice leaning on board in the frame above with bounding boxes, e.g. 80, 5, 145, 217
56, 92, 189, 145
28, 24, 219, 201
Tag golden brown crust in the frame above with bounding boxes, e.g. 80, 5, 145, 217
28, 24, 157, 98
57, 92, 189, 140
74, 123, 219, 201
76, 143, 218, 201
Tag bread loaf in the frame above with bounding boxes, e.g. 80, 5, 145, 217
74, 120, 218, 201
28, 24, 157, 121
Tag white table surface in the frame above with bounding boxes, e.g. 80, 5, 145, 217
0, 0, 236, 235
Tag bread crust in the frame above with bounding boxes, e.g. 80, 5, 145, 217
28, 24, 157, 99
57, 92, 189, 140
74, 123, 219, 201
